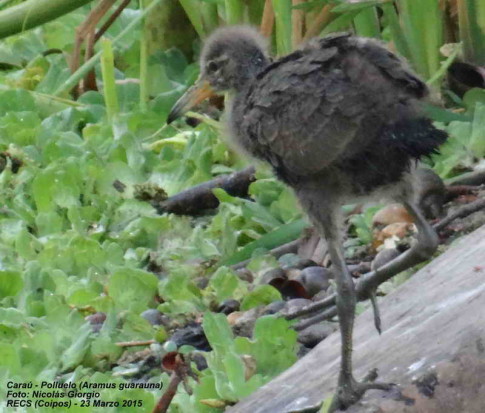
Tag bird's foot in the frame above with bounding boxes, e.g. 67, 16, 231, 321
329, 371, 394, 412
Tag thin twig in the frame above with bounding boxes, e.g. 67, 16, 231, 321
434, 198, 485, 232
70, 0, 116, 96
152, 354, 196, 413
445, 170, 485, 186
94, 0, 132, 42
294, 307, 338, 331
152, 371, 183, 413
115, 339, 155, 347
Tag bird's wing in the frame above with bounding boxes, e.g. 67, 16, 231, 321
235, 34, 427, 179
334, 35, 428, 99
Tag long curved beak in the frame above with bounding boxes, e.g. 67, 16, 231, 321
167, 80, 215, 124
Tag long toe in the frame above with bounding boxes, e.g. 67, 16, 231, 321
329, 376, 395, 412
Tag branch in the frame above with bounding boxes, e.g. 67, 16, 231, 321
152, 353, 196, 413
154, 166, 256, 215
152, 371, 183, 413
445, 170, 485, 186
0, 0, 95, 40
434, 197, 485, 232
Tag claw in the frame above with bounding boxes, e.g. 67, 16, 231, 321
369, 291, 382, 334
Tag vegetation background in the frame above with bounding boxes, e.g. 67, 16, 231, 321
0, 0, 483, 412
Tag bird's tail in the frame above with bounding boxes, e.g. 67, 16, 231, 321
382, 118, 448, 160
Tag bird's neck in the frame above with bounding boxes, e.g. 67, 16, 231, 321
232, 57, 269, 92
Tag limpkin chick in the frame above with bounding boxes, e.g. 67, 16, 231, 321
168, 26, 447, 412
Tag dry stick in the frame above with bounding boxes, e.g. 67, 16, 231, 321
434, 197, 485, 232
115, 339, 155, 347
70, 0, 116, 96
94, 0, 132, 42
82, 29, 97, 93
155, 166, 256, 215
292, 0, 305, 48
152, 371, 183, 413
286, 197, 485, 325
303, 4, 332, 41
445, 169, 485, 186
152, 354, 196, 413
445, 184, 484, 202
82, 0, 132, 93
260, 0, 275, 38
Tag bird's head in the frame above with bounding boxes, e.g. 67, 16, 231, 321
168, 26, 269, 123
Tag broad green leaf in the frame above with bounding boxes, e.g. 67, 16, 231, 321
109, 268, 158, 313
0, 270, 23, 298
240, 285, 282, 311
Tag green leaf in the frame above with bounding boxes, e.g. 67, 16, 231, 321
240, 285, 282, 311
251, 316, 297, 377
463, 88, 485, 111
109, 268, 158, 313
60, 324, 92, 372
0, 270, 23, 298
469, 103, 485, 157
221, 219, 309, 266
208, 267, 247, 303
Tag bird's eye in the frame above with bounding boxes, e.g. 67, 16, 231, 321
207, 61, 219, 73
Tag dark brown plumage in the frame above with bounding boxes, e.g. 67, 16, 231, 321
168, 26, 447, 411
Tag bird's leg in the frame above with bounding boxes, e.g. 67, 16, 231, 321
317, 215, 392, 412
286, 201, 439, 325
356, 201, 439, 301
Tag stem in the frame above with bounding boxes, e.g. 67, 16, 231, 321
54, 0, 164, 97
292, 0, 304, 48
260, 0, 275, 38
0, 0, 95, 39
100, 38, 119, 121
140, 0, 149, 112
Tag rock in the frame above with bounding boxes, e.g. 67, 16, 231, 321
294, 266, 332, 297
372, 204, 414, 227
141, 309, 166, 326
262, 268, 309, 299
278, 253, 301, 268
232, 307, 265, 338
297, 322, 337, 348
191, 352, 208, 371
227, 311, 244, 326
263, 300, 286, 315
236, 268, 254, 283
170, 323, 210, 351
194, 276, 209, 289
260, 268, 287, 285
279, 280, 310, 299
218, 299, 240, 315
285, 268, 302, 280
85, 312, 106, 333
